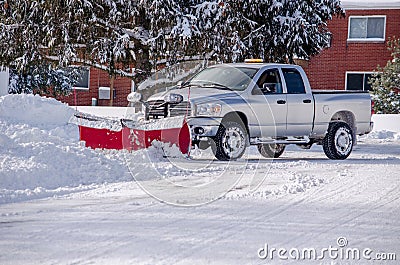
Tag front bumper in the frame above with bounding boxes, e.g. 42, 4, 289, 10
187, 117, 223, 138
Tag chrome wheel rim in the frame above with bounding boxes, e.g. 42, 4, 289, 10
222, 127, 246, 159
335, 127, 353, 156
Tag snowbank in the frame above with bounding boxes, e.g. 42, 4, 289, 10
0, 94, 129, 204
0, 94, 74, 129
371, 114, 400, 132
366, 114, 400, 140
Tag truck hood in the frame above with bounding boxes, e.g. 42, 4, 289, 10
147, 87, 244, 103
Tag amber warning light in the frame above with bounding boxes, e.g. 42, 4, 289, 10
244, 59, 264, 63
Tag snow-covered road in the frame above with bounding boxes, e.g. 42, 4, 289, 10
1, 140, 399, 264
0, 95, 399, 264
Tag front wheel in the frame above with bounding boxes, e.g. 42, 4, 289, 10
212, 120, 248, 161
258, 144, 286, 158
323, 122, 354, 160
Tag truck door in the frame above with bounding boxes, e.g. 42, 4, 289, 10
248, 68, 287, 138
281, 68, 314, 136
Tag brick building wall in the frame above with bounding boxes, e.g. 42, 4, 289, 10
303, 8, 400, 90
60, 67, 133, 107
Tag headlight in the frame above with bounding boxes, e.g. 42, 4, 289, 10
164, 93, 183, 104
196, 103, 222, 116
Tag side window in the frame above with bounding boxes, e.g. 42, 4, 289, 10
254, 69, 283, 94
282, 68, 306, 94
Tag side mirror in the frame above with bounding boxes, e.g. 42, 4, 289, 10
263, 83, 276, 93
176, 81, 183, 88
127, 92, 142, 103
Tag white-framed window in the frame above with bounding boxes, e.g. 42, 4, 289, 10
345, 72, 375, 91
73, 67, 90, 90
348, 16, 386, 42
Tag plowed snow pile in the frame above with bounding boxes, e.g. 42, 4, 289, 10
0, 94, 129, 203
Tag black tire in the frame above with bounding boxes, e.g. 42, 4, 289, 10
323, 122, 354, 160
258, 144, 286, 158
212, 120, 248, 161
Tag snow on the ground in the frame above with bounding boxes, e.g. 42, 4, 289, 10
0, 95, 399, 264
75, 106, 130, 119
0, 94, 75, 129
0, 94, 130, 204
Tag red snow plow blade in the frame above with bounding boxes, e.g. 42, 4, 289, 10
75, 114, 191, 154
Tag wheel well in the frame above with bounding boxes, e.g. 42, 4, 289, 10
330, 111, 356, 133
222, 111, 249, 135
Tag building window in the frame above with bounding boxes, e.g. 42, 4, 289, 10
346, 72, 374, 91
348, 16, 385, 41
73, 67, 90, 90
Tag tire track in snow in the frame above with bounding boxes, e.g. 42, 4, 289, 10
262, 164, 400, 261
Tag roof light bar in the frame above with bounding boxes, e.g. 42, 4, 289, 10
244, 59, 264, 63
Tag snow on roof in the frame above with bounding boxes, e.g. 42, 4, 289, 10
342, 0, 400, 9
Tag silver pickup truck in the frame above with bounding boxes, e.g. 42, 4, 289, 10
142, 62, 373, 160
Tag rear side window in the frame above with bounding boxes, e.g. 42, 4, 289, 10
282, 68, 306, 94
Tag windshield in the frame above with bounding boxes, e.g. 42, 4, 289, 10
187, 66, 258, 91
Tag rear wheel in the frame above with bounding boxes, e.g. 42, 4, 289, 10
258, 144, 286, 158
212, 120, 247, 161
323, 122, 353, 160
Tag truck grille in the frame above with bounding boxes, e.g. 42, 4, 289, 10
146, 100, 191, 119
147, 100, 167, 119
169, 101, 191, 117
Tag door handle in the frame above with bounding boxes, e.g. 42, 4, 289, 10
303, 99, 312, 104
277, 100, 286, 105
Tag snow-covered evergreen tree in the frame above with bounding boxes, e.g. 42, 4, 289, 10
8, 65, 84, 96
369, 38, 400, 114
190, 0, 344, 63
0, 0, 344, 98
0, 1, 141, 76
0, 0, 144, 99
